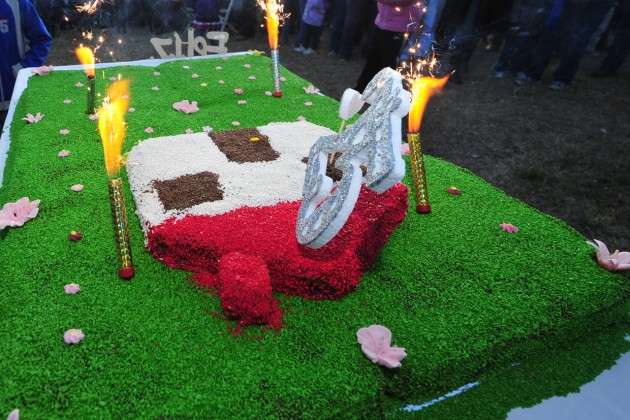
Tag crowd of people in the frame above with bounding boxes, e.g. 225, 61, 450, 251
1, 0, 629, 129
278, 0, 629, 92
224, 0, 629, 92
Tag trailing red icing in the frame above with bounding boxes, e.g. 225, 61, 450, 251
148, 184, 408, 326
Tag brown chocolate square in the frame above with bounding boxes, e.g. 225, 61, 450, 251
153, 171, 224, 211
210, 128, 279, 163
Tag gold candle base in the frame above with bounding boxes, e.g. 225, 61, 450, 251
108, 178, 135, 279
86, 75, 95, 115
407, 133, 431, 214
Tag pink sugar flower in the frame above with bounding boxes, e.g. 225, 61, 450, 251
59, 129, 70, 135
122, 95, 129, 99
215, 66, 222, 70
202, 126, 213, 133
297, 116, 306, 121
303, 85, 320, 95
89, 114, 98, 120
248, 76, 256, 80
58, 150, 70, 157
7, 409, 19, 420
401, 143, 409, 155
64, 283, 81, 294
265, 91, 272, 96
63, 99, 72, 104
22, 112, 44, 123
218, 80, 225, 84
280, 76, 286, 82
586, 239, 630, 273
499, 223, 519, 233
75, 82, 84, 88
222, 57, 229, 61
304, 102, 313, 107
191, 73, 200, 78
144, 127, 154, 134
151, 86, 160, 91
237, 100, 247, 105
153, 71, 160, 76
63, 329, 84, 344
244, 64, 251, 68
172, 100, 199, 114
185, 128, 194, 134
71, 184, 84, 192
357, 325, 407, 369
234, 88, 244, 95
0, 197, 40, 229
109, 76, 117, 82
231, 121, 241, 126
128, 107, 136, 113
32, 65, 53, 76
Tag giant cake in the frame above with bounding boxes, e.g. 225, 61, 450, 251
0, 53, 628, 418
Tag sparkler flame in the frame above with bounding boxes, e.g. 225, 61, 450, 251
75, 46, 95, 78
257, 0, 285, 50
408, 75, 448, 134
76, 0, 107, 14
98, 80, 129, 178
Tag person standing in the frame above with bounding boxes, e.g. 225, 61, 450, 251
294, 0, 329, 54
354, 0, 422, 92
185, 0, 222, 38
493, 0, 550, 79
1, 0, 52, 129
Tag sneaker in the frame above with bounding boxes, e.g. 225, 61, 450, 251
514, 73, 533, 86
494, 70, 506, 79
303, 48, 317, 55
548, 80, 568, 91
293, 45, 305, 52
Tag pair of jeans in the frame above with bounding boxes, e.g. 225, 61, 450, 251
328, 0, 346, 53
527, 0, 615, 83
494, 33, 539, 74
598, 0, 630, 74
337, 0, 371, 59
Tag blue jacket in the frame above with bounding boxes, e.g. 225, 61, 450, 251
1, 0, 52, 109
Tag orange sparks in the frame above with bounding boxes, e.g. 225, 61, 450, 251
98, 80, 130, 178
408, 75, 449, 134
75, 46, 95, 78
76, 0, 106, 14
257, 0, 283, 50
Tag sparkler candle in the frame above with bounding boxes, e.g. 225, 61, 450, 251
98, 80, 135, 279
75, 46, 96, 114
407, 75, 449, 214
257, 0, 283, 97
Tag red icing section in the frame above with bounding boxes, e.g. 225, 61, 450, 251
148, 184, 409, 300
216, 252, 283, 328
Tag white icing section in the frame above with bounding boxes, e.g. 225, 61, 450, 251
126, 121, 334, 234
